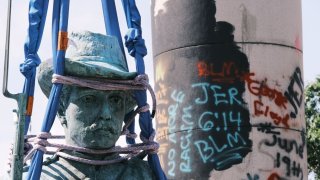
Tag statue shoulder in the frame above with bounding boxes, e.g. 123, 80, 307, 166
41, 156, 88, 180
23, 156, 155, 180
23, 156, 87, 180
22, 156, 61, 180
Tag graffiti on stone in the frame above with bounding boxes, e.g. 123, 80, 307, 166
284, 67, 304, 118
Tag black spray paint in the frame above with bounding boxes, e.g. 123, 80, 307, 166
284, 67, 304, 118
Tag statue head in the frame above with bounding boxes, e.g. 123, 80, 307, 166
38, 31, 136, 149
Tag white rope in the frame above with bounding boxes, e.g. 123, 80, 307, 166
23, 134, 159, 165
52, 74, 157, 118
56, 152, 129, 165
17, 74, 160, 166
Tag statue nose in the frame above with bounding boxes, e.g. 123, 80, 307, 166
99, 102, 111, 121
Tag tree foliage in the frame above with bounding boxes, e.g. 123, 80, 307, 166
305, 77, 320, 178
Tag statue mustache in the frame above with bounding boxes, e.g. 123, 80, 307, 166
84, 120, 116, 134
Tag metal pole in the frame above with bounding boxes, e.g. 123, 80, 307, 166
10, 95, 27, 180
3, 0, 14, 99
152, 0, 306, 179
3, 0, 27, 179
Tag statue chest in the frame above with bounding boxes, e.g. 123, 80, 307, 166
40, 157, 155, 180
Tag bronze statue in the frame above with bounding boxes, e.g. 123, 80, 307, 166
23, 31, 155, 179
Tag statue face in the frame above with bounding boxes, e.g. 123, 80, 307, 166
63, 87, 127, 149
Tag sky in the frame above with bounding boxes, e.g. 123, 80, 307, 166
0, 0, 319, 177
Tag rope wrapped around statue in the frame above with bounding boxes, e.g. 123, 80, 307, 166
18, 31, 161, 179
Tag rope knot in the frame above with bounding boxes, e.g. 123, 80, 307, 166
23, 132, 51, 164
140, 131, 159, 154
140, 130, 156, 143
122, 129, 138, 139
133, 74, 149, 86
33, 132, 51, 152
37, 132, 52, 139
125, 28, 147, 57
20, 54, 41, 78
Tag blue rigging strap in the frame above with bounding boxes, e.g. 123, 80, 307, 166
26, 0, 70, 179
101, 0, 127, 68
101, 0, 136, 145
121, 0, 166, 179
20, 0, 49, 135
